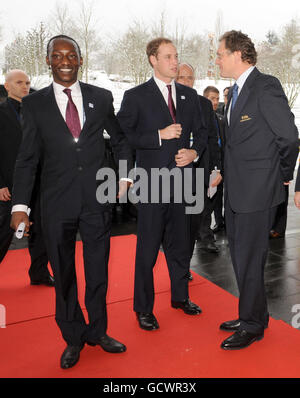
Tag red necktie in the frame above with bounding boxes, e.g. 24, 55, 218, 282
166, 84, 176, 123
63, 88, 81, 139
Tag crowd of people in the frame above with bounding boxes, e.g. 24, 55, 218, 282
1, 29, 300, 369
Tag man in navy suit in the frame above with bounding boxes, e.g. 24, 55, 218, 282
10, 36, 133, 369
117, 38, 207, 331
216, 30, 299, 350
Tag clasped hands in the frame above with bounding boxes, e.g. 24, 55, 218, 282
160, 123, 197, 167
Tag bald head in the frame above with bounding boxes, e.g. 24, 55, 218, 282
4, 70, 30, 102
176, 63, 195, 88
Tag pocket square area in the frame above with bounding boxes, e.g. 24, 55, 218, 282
240, 115, 252, 122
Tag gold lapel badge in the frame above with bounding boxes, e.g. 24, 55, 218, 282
240, 115, 252, 122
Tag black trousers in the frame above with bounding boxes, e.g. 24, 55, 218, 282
225, 199, 277, 334
271, 185, 289, 235
43, 206, 112, 346
0, 196, 49, 280
134, 202, 191, 313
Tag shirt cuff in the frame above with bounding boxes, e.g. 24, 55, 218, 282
158, 130, 162, 146
120, 178, 134, 184
194, 156, 199, 162
11, 205, 28, 214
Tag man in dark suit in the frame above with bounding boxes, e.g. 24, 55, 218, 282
216, 30, 299, 350
10, 36, 133, 369
176, 64, 222, 255
203, 86, 226, 233
0, 70, 52, 286
117, 38, 207, 331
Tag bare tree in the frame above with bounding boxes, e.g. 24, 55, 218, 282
257, 18, 300, 108
116, 20, 151, 85
72, 0, 102, 83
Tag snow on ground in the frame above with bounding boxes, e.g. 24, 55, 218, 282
1, 70, 300, 131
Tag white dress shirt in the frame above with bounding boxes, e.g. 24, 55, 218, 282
227, 65, 255, 124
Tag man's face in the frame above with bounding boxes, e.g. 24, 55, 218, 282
47, 39, 83, 87
4, 72, 30, 102
176, 65, 195, 88
206, 91, 220, 112
150, 43, 178, 82
216, 40, 236, 78
223, 88, 229, 106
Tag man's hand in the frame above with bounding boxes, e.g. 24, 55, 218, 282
10, 212, 31, 237
160, 124, 182, 140
294, 192, 300, 210
0, 187, 11, 201
175, 149, 198, 167
117, 180, 132, 200
211, 172, 223, 187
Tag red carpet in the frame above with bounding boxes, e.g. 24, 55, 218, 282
1, 235, 300, 378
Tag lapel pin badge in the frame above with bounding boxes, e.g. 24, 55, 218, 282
89, 103, 94, 109
181, 95, 186, 100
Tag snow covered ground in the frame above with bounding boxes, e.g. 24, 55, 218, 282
1, 70, 300, 131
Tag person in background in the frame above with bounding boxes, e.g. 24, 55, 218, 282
0, 70, 52, 286
176, 65, 222, 255
203, 86, 226, 234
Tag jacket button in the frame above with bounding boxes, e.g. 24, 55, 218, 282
76, 147, 82, 152
78, 166, 83, 171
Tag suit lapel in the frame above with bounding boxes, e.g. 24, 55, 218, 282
175, 82, 185, 125
42, 84, 71, 137
79, 82, 95, 138
229, 67, 259, 128
146, 78, 174, 124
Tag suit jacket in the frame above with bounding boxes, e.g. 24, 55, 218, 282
0, 100, 22, 191
12, 82, 132, 219
296, 165, 300, 192
117, 78, 207, 198
197, 95, 221, 186
224, 67, 299, 213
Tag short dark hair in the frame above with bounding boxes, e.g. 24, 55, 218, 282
223, 86, 231, 93
47, 35, 82, 58
146, 37, 173, 67
219, 30, 257, 65
203, 86, 219, 97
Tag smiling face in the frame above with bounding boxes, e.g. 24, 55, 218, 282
150, 43, 178, 83
46, 38, 83, 87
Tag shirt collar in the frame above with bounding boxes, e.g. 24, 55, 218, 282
235, 65, 255, 91
53, 80, 81, 96
153, 75, 175, 92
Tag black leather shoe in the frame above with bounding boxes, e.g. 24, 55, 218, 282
136, 312, 159, 331
30, 275, 55, 287
220, 319, 241, 331
220, 319, 269, 331
86, 334, 126, 353
221, 330, 264, 350
60, 344, 84, 369
201, 242, 219, 253
171, 299, 202, 315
